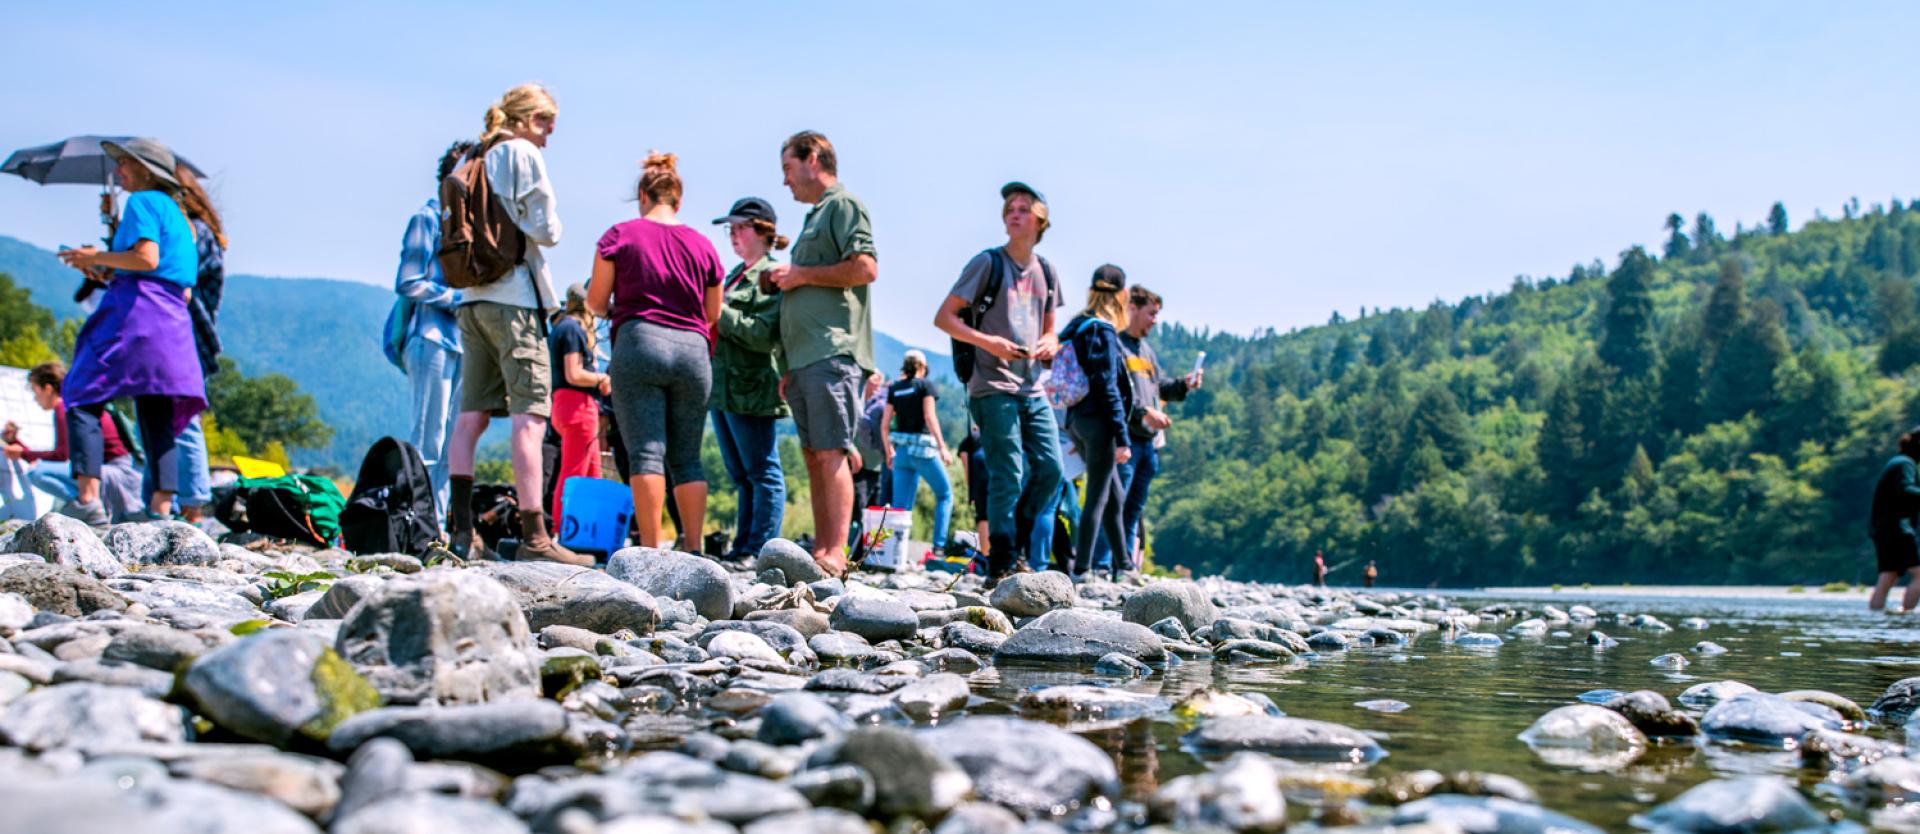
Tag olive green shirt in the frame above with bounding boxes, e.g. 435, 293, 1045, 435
780, 183, 876, 374
712, 255, 789, 418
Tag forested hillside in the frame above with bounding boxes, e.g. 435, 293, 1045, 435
1143, 200, 1920, 586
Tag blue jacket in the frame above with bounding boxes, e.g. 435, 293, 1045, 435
392, 198, 462, 356
1064, 313, 1132, 446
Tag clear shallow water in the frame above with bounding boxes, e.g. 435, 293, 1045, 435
972, 591, 1920, 830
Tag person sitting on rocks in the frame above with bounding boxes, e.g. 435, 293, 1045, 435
3, 361, 142, 524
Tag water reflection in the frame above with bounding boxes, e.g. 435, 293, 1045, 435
967, 591, 1920, 830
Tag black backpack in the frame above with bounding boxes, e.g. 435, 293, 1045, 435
952, 248, 1056, 384
341, 437, 441, 556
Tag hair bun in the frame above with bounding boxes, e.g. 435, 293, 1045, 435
643, 151, 678, 173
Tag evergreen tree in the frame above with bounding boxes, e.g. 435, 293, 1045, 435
1663, 213, 1691, 261
1598, 248, 1660, 377
1692, 212, 1723, 256
1864, 222, 1900, 272
1404, 384, 1474, 470
1703, 300, 1789, 424
1701, 259, 1747, 356
1768, 202, 1789, 235
1328, 331, 1360, 378
1658, 328, 1706, 436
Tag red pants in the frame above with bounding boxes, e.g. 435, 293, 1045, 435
550, 388, 602, 526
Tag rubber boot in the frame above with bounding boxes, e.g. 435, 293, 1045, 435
516, 509, 590, 566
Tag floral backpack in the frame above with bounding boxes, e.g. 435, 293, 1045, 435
1045, 318, 1095, 409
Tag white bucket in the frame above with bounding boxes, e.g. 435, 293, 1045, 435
859, 506, 916, 571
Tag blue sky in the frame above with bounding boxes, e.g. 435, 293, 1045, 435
3, 3, 1918, 347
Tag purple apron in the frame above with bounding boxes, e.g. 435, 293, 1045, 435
62, 274, 207, 436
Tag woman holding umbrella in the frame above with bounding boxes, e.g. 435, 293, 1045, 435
53, 138, 205, 526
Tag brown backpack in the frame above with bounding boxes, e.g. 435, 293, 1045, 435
436, 140, 527, 289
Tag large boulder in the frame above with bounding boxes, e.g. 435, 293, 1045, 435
3, 513, 121, 578
0, 681, 186, 751
1121, 581, 1219, 632
608, 547, 733, 621
988, 571, 1076, 617
995, 608, 1166, 664
922, 716, 1120, 818
1182, 715, 1386, 764
334, 570, 541, 705
182, 629, 381, 746
102, 520, 221, 567
482, 562, 660, 634
0, 562, 128, 616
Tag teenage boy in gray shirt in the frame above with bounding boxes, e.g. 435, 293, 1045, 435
933, 182, 1064, 586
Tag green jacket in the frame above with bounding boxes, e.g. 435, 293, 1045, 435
712, 256, 789, 418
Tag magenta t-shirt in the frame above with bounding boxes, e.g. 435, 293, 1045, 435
596, 218, 724, 339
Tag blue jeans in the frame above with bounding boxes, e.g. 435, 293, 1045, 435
969, 393, 1063, 570
889, 434, 952, 549
1091, 434, 1157, 572
405, 338, 462, 519
26, 461, 77, 502
711, 409, 785, 556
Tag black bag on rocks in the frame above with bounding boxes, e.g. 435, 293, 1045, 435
341, 437, 441, 555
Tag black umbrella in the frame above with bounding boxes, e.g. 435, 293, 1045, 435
0, 134, 207, 185
1, 135, 209, 302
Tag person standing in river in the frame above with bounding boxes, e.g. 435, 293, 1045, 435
765, 130, 877, 576
709, 197, 788, 562
1868, 428, 1920, 612
934, 182, 1064, 585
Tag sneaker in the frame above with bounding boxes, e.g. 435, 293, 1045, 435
58, 499, 110, 532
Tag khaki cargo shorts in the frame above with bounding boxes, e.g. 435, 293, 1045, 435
457, 301, 551, 418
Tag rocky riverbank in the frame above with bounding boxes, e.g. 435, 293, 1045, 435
0, 512, 1904, 833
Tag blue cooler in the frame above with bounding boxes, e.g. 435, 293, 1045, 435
558, 477, 632, 556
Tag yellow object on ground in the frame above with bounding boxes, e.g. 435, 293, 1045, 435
233, 456, 287, 479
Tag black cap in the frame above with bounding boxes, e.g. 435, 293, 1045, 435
713, 197, 777, 226
1000, 181, 1047, 205
1091, 264, 1127, 292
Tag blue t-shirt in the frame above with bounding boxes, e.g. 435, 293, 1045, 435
111, 190, 197, 288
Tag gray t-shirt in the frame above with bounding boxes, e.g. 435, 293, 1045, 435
949, 248, 1062, 398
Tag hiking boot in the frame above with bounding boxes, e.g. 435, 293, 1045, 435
58, 499, 110, 533
515, 509, 589, 566
445, 475, 490, 560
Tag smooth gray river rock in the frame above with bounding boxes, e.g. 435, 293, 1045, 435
102, 521, 221, 567
1518, 704, 1648, 770
0, 681, 185, 751
1148, 752, 1287, 832
1393, 794, 1604, 834
995, 609, 1166, 664
167, 750, 344, 818
335, 570, 541, 706
509, 751, 809, 828
3, 512, 122, 578
759, 691, 854, 745
480, 562, 660, 635
922, 716, 1120, 817
327, 699, 570, 759
1678, 679, 1758, 709
607, 547, 734, 621
1183, 714, 1387, 763
823, 726, 971, 818
1871, 676, 1920, 721
1630, 775, 1825, 833
0, 774, 325, 834
183, 628, 379, 746
988, 571, 1075, 617
1702, 692, 1843, 746
829, 594, 918, 642
756, 538, 828, 585
894, 672, 971, 721
335, 793, 531, 834
1019, 684, 1172, 728
1602, 690, 1699, 738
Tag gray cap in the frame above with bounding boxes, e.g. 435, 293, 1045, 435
100, 137, 182, 190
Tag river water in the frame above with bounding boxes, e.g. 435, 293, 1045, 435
970, 589, 1919, 830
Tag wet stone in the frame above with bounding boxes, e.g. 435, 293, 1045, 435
1120, 581, 1219, 632
1601, 690, 1699, 738
1393, 795, 1604, 834
1148, 752, 1287, 832
1631, 775, 1824, 834
995, 609, 1166, 665
826, 726, 971, 819
1678, 679, 1757, 709
1183, 715, 1387, 763
829, 594, 920, 643
1701, 692, 1843, 746
922, 716, 1120, 818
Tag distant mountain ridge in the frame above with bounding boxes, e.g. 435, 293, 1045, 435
0, 235, 952, 470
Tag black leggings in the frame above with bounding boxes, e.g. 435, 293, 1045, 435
1070, 414, 1130, 576
68, 397, 179, 494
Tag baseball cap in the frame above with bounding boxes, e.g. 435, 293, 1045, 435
1001, 181, 1047, 205
1091, 264, 1127, 292
712, 197, 777, 225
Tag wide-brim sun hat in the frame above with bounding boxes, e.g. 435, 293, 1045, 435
100, 138, 182, 190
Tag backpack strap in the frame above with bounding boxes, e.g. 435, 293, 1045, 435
969, 247, 1009, 322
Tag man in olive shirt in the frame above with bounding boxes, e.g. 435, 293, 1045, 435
765, 130, 877, 574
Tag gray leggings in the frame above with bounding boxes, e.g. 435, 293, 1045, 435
610, 320, 711, 484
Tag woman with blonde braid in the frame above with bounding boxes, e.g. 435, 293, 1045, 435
548, 283, 609, 527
